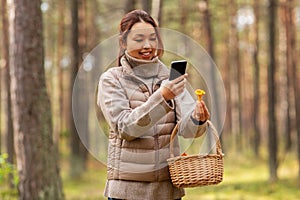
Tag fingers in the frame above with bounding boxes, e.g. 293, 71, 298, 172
199, 102, 206, 122
193, 100, 210, 122
202, 101, 210, 119
172, 73, 188, 84
161, 74, 188, 101
173, 78, 186, 94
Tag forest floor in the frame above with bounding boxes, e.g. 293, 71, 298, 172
62, 150, 300, 200
1, 151, 300, 200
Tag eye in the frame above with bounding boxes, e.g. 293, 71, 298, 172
134, 38, 143, 42
150, 37, 157, 41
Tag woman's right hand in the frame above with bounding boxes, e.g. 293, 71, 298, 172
160, 74, 188, 101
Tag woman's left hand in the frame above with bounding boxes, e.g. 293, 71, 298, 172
192, 100, 210, 122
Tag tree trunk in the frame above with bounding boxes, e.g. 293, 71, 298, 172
124, 0, 136, 13
69, 0, 80, 177
278, 0, 290, 153
223, 30, 232, 148
287, 0, 300, 179
77, 0, 89, 169
141, 0, 151, 13
0, 4, 2, 155
69, 0, 89, 177
199, 0, 222, 134
87, 0, 101, 48
1, 0, 15, 188
53, 0, 65, 145
9, 0, 64, 199
220, 0, 232, 147
179, 0, 188, 33
229, 0, 242, 151
235, 5, 243, 151
0, 84, 1, 154
252, 0, 261, 156
267, 0, 278, 182
281, 0, 294, 152
151, 0, 162, 25
0, 0, 5, 154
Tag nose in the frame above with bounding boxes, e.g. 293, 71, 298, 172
143, 40, 151, 49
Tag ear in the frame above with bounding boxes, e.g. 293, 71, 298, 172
119, 36, 127, 49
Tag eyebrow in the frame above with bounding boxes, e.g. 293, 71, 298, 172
134, 33, 157, 37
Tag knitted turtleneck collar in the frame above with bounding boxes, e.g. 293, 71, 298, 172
121, 51, 160, 79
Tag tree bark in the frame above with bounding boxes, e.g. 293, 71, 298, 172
1, 0, 15, 188
281, 0, 295, 152
141, 0, 151, 13
0, 0, 5, 154
252, 0, 261, 156
124, 0, 136, 13
179, 0, 188, 33
199, 0, 222, 134
229, 0, 242, 151
287, 0, 300, 180
53, 0, 65, 145
69, 0, 80, 177
0, 0, 2, 155
77, 0, 89, 169
267, 0, 278, 182
151, 0, 162, 25
69, 0, 89, 177
221, 0, 232, 145
9, 0, 64, 199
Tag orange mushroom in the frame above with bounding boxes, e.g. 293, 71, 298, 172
195, 89, 206, 101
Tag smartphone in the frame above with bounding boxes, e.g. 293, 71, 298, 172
169, 60, 187, 80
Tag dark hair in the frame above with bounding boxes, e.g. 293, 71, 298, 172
118, 9, 164, 66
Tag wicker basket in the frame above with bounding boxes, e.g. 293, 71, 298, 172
167, 122, 224, 188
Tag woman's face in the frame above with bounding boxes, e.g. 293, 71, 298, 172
125, 22, 158, 60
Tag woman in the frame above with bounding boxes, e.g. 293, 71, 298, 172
98, 9, 211, 200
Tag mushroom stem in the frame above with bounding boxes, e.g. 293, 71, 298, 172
195, 89, 206, 101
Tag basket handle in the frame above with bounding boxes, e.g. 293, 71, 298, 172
169, 123, 179, 158
169, 121, 222, 158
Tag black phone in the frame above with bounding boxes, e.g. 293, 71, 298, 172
169, 60, 187, 80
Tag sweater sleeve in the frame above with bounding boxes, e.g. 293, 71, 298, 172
97, 69, 173, 141
174, 89, 207, 138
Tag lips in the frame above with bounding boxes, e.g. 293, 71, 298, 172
139, 51, 152, 59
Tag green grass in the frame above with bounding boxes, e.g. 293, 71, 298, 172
184, 152, 300, 200
1, 152, 300, 200
62, 152, 300, 200
62, 160, 107, 200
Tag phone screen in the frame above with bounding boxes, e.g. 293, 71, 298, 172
169, 60, 187, 80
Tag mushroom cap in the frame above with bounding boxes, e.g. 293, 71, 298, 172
195, 89, 206, 96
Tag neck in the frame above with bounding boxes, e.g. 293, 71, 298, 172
122, 51, 160, 78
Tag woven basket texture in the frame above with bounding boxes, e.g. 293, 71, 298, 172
167, 122, 224, 188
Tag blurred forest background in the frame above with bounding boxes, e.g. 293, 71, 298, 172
0, 0, 300, 199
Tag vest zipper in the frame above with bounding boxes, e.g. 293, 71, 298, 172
154, 125, 159, 181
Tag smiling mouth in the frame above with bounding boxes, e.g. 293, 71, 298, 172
139, 51, 152, 56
